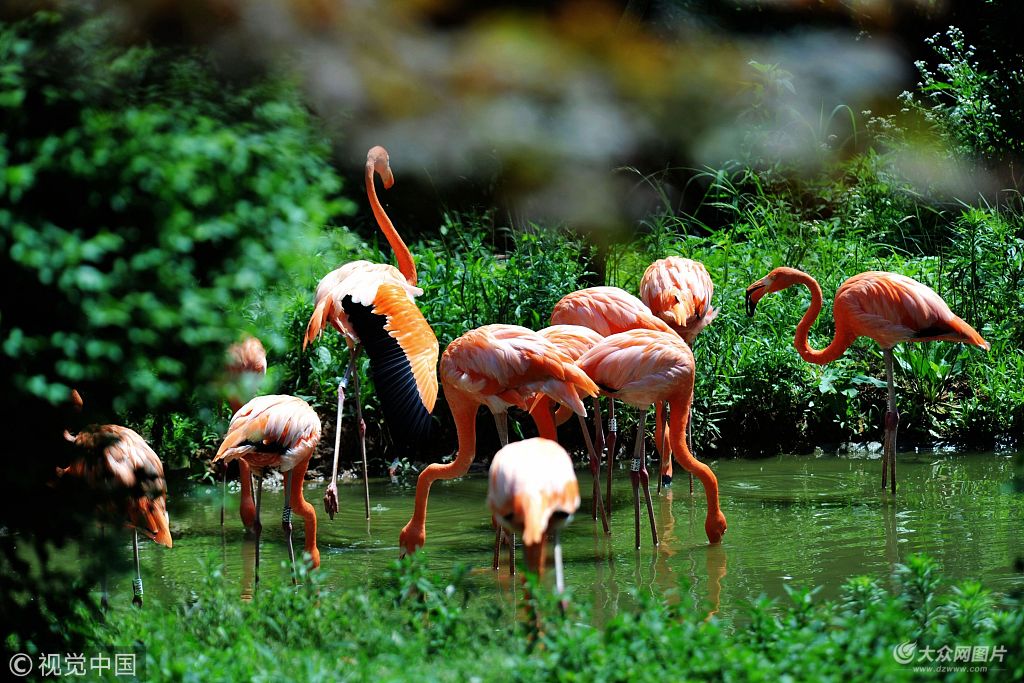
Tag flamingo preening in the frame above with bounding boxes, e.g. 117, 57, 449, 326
213, 395, 322, 570
640, 257, 718, 489
487, 438, 580, 594
304, 146, 439, 521
577, 329, 727, 547
59, 390, 172, 607
398, 324, 597, 560
223, 336, 268, 532
745, 267, 989, 493
550, 286, 674, 515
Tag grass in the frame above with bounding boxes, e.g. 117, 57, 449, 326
84, 554, 1023, 682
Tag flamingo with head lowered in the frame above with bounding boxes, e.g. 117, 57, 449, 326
398, 324, 597, 562
59, 390, 172, 608
745, 267, 989, 493
304, 146, 439, 521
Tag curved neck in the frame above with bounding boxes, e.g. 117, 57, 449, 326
529, 398, 558, 440
365, 161, 417, 285
789, 272, 853, 365
407, 388, 478, 528
668, 392, 720, 517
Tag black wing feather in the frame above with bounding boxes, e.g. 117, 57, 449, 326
342, 296, 433, 445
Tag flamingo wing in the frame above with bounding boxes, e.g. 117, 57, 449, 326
215, 395, 321, 472
343, 283, 439, 443
303, 262, 422, 349
577, 329, 693, 408
537, 324, 604, 362
550, 286, 673, 336
837, 272, 989, 350
441, 325, 598, 415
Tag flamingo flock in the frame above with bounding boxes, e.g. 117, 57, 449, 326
62, 145, 990, 608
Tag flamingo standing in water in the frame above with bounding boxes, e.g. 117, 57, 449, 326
577, 329, 727, 547
59, 390, 172, 607
223, 336, 267, 531
398, 324, 597, 562
745, 267, 989, 493
550, 286, 674, 516
640, 257, 718, 489
487, 438, 580, 594
304, 146, 439, 521
214, 395, 322, 569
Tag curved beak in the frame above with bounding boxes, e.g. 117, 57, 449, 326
380, 167, 395, 190
745, 282, 767, 317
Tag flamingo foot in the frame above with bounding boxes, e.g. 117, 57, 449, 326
324, 481, 339, 520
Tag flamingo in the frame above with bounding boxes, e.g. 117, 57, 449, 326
398, 324, 598, 560
304, 146, 439, 521
59, 390, 172, 607
535, 324, 609, 531
223, 336, 267, 532
745, 267, 989, 493
213, 395, 322, 570
550, 286, 674, 514
487, 438, 580, 594
640, 257, 718, 489
577, 329, 727, 547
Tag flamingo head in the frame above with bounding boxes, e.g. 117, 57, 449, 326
705, 509, 727, 544
398, 521, 424, 558
745, 267, 806, 316
367, 145, 395, 189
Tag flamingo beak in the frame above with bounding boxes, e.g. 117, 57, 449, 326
745, 282, 766, 317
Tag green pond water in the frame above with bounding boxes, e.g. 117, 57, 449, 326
126, 450, 1022, 622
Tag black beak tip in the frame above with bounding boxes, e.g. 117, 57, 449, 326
744, 293, 757, 317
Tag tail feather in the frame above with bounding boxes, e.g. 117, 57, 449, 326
303, 296, 336, 350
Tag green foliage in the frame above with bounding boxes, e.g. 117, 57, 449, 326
90, 554, 1024, 681
0, 8, 349, 653
900, 26, 1019, 160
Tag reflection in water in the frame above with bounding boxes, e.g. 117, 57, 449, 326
705, 544, 727, 619
240, 536, 258, 602
118, 452, 1021, 621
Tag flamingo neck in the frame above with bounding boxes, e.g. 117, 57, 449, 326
789, 271, 853, 365
668, 393, 721, 517
365, 162, 417, 285
529, 398, 558, 440
407, 388, 478, 529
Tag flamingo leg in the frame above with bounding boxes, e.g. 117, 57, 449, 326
508, 531, 516, 577
553, 529, 565, 594
100, 525, 109, 611
606, 398, 617, 517
639, 413, 659, 548
579, 413, 609, 534
883, 348, 899, 495
351, 362, 371, 520
492, 411, 511, 570
656, 401, 671, 492
131, 528, 143, 608
254, 472, 264, 537
239, 460, 257, 533
283, 470, 296, 581
325, 347, 359, 520
220, 462, 227, 528
492, 519, 502, 571
630, 409, 643, 550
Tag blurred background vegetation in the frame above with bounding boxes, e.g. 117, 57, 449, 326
2, 0, 1023, 655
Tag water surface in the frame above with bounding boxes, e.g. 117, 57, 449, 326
131, 450, 1022, 622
